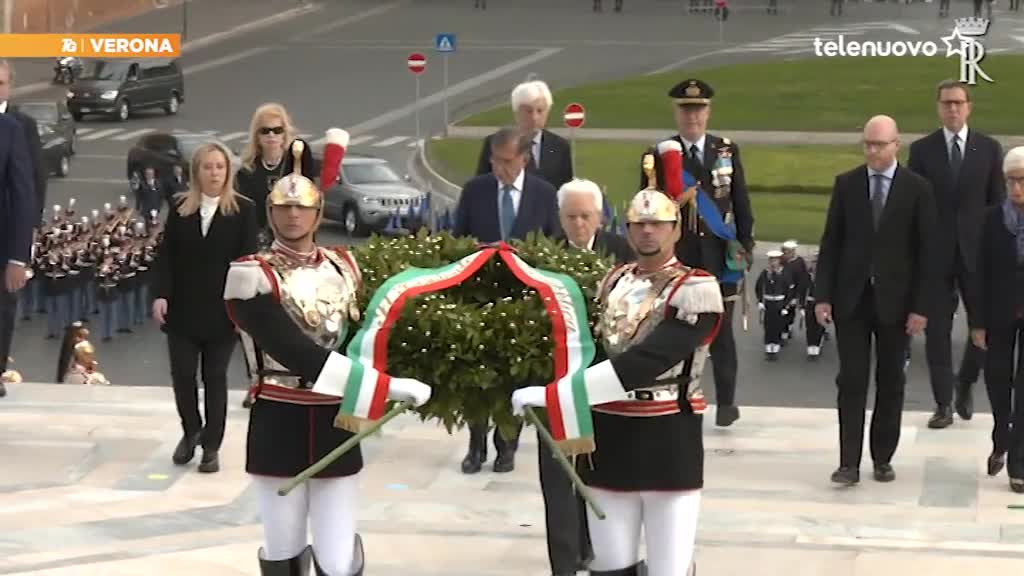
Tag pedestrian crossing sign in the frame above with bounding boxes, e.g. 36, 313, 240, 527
435, 33, 456, 53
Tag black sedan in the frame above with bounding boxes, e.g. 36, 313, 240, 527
37, 122, 73, 178
18, 100, 77, 155
126, 131, 239, 192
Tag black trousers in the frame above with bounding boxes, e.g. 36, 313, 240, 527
537, 430, 592, 573
468, 418, 522, 456
168, 332, 236, 452
983, 318, 1024, 478
973, 0, 983, 15
710, 299, 738, 406
940, 0, 950, 12
835, 286, 910, 468
0, 288, 16, 373
925, 251, 984, 406
763, 302, 786, 345
805, 300, 825, 347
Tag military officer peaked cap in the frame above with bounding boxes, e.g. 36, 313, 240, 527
669, 78, 714, 106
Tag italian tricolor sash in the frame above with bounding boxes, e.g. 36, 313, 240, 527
337, 243, 596, 453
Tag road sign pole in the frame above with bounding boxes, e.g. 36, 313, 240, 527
570, 128, 576, 175
443, 55, 449, 137
415, 75, 421, 144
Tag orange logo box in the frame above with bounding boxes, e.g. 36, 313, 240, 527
0, 34, 181, 58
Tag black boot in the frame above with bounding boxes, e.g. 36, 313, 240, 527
590, 561, 645, 575
259, 546, 311, 575
461, 424, 487, 474
312, 534, 364, 575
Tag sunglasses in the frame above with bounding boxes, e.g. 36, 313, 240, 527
258, 126, 285, 135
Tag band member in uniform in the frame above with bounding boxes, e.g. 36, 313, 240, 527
224, 129, 433, 575
780, 240, 809, 342
756, 250, 792, 360
666, 78, 755, 427
95, 241, 120, 342
804, 251, 826, 359
56, 321, 109, 385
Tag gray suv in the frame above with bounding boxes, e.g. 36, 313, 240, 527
323, 154, 427, 236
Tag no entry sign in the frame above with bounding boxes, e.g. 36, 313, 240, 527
563, 103, 585, 128
407, 53, 426, 74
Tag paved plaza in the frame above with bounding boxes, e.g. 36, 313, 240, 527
1, 382, 1023, 575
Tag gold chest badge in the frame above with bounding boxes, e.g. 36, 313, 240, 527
599, 267, 682, 357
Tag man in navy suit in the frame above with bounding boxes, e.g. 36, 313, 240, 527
453, 127, 559, 476
0, 113, 35, 397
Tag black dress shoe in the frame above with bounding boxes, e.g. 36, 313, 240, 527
873, 463, 895, 482
493, 451, 515, 473
716, 404, 740, 427
0, 382, 6, 398
954, 381, 974, 420
1011, 478, 1024, 494
927, 405, 954, 429
172, 432, 201, 465
830, 466, 859, 485
198, 450, 219, 473
461, 449, 485, 474
987, 451, 1006, 476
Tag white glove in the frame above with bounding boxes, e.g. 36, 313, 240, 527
781, 309, 789, 316
387, 377, 432, 408
758, 302, 765, 311
511, 386, 547, 417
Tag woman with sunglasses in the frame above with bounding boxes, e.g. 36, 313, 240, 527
236, 103, 315, 242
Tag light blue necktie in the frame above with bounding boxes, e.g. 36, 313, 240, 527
501, 184, 516, 240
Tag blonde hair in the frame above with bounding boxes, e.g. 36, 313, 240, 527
175, 142, 245, 217
240, 102, 297, 171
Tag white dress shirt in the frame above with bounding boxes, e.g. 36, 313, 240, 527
532, 131, 542, 166
867, 161, 898, 206
569, 235, 596, 251
679, 134, 707, 163
497, 169, 525, 213
200, 195, 219, 237
0, 100, 8, 113
943, 125, 969, 160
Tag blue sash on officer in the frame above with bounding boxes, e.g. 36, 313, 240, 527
684, 169, 744, 284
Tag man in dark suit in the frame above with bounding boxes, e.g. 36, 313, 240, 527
454, 127, 560, 476
667, 78, 755, 427
0, 113, 34, 398
0, 60, 46, 221
908, 80, 1005, 429
814, 115, 938, 486
475, 79, 574, 192
556, 178, 633, 264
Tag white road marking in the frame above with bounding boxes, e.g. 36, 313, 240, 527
349, 135, 375, 146
79, 128, 125, 141
112, 128, 155, 141
60, 178, 127, 185
346, 48, 563, 135
303, 1, 401, 38
372, 136, 408, 147
184, 47, 273, 75
218, 132, 249, 142
74, 128, 94, 135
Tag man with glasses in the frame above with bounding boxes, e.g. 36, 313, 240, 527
909, 80, 1005, 430
453, 127, 559, 477
815, 115, 938, 486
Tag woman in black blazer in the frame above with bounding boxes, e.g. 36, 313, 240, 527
152, 141, 258, 474
971, 146, 1024, 493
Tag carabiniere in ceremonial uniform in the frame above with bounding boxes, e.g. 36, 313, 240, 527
666, 78, 755, 427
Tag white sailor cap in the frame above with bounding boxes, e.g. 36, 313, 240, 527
781, 240, 798, 250
766, 250, 784, 259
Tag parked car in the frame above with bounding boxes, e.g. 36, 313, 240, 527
37, 122, 72, 178
126, 132, 240, 193
320, 154, 428, 236
66, 58, 184, 122
18, 99, 77, 155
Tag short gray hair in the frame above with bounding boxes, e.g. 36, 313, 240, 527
557, 179, 603, 212
490, 127, 532, 156
511, 79, 552, 111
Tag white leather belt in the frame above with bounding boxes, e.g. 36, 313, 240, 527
763, 295, 786, 301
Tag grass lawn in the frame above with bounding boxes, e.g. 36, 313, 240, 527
428, 138, 852, 243
459, 55, 1024, 134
